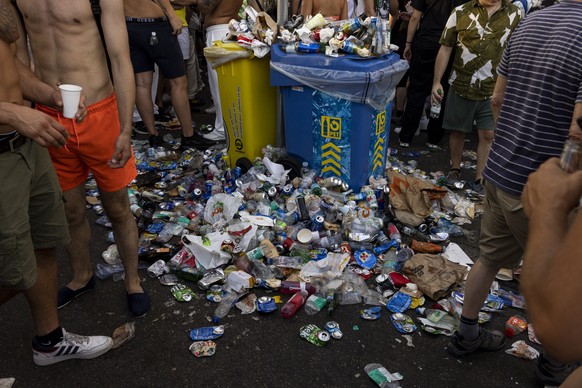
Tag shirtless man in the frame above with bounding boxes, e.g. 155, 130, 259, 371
12, 0, 150, 317
301, 0, 348, 20
0, 0, 112, 365
123, 0, 216, 150
196, 0, 243, 142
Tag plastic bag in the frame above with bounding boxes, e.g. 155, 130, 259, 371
203, 42, 253, 69
270, 58, 409, 111
204, 193, 243, 229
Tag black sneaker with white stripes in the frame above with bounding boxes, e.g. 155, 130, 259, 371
32, 329, 112, 366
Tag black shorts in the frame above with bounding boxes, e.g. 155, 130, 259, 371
126, 18, 186, 79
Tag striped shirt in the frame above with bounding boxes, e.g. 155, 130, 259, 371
483, 0, 582, 196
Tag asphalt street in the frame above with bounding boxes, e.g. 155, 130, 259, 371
0, 73, 544, 388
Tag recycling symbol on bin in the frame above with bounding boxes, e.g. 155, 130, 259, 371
235, 139, 243, 151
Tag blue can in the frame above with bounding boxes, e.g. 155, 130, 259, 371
223, 185, 236, 194
159, 201, 175, 211
146, 222, 164, 234
203, 181, 213, 200
189, 325, 225, 341
231, 166, 242, 181
308, 214, 325, 231
256, 296, 277, 313
297, 42, 321, 53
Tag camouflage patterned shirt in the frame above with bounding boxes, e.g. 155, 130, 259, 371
440, 0, 523, 100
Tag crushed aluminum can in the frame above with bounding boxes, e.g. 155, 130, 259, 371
189, 326, 225, 341
299, 324, 330, 346
220, 239, 235, 253
147, 259, 169, 278
197, 268, 225, 290
206, 284, 224, 303
324, 321, 343, 339
93, 204, 104, 215
454, 181, 465, 190
189, 340, 217, 357
360, 306, 382, 320
256, 296, 277, 313
386, 292, 412, 313
390, 313, 417, 333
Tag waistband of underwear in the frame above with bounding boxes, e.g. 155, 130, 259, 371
125, 16, 167, 23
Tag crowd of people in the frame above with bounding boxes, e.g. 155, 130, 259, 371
1, 0, 582, 385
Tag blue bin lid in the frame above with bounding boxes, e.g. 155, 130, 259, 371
270, 43, 401, 72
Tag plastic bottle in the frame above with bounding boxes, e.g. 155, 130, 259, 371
304, 292, 328, 315
212, 291, 239, 323
559, 138, 582, 173
149, 31, 158, 46
279, 281, 317, 295
95, 262, 125, 280
268, 256, 304, 269
280, 290, 308, 319
504, 315, 527, 337
430, 89, 443, 118
387, 223, 402, 243
381, 248, 398, 274
300, 161, 317, 189
232, 253, 256, 274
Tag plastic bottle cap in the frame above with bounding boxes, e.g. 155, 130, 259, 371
504, 327, 515, 338
297, 228, 313, 244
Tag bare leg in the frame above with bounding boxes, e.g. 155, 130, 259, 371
449, 130, 466, 171
24, 248, 60, 336
168, 75, 193, 137
99, 188, 142, 295
63, 184, 93, 290
460, 260, 498, 320
134, 71, 157, 136
476, 129, 494, 181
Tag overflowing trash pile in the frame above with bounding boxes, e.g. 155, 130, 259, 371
207, 3, 395, 59
87, 137, 535, 384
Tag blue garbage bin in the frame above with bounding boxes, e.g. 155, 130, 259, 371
270, 44, 408, 189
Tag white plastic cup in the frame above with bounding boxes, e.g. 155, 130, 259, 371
58, 84, 82, 119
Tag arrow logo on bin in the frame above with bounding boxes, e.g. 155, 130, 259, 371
372, 138, 385, 172
321, 142, 342, 176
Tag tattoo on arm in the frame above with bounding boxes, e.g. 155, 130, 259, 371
0, 0, 19, 43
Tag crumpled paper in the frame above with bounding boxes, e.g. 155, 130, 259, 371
505, 340, 539, 360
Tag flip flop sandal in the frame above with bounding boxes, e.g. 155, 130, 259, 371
171, 283, 193, 302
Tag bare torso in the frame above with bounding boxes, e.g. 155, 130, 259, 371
1, 0, 24, 134
123, 0, 166, 18
14, 0, 113, 104
202, 0, 243, 28
303, 0, 347, 19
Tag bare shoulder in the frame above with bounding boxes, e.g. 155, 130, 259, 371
0, 0, 19, 44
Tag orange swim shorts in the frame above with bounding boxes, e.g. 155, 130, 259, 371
36, 93, 137, 193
